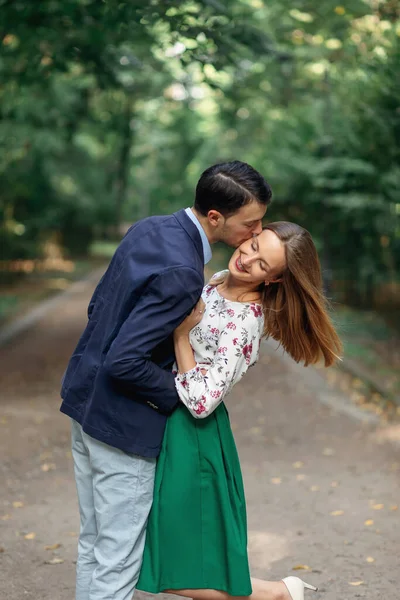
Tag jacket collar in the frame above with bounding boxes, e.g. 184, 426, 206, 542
173, 209, 205, 264
184, 208, 212, 264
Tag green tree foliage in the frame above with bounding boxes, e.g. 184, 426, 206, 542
0, 0, 276, 256
0, 0, 399, 307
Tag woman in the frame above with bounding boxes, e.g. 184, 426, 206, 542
137, 222, 342, 600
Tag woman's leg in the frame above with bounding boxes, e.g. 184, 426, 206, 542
165, 577, 290, 600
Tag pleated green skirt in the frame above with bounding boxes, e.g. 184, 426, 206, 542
137, 403, 252, 595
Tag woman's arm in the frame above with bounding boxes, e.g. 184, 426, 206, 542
174, 334, 197, 374
173, 296, 207, 374
174, 314, 262, 419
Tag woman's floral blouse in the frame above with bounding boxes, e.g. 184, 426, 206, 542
174, 271, 264, 419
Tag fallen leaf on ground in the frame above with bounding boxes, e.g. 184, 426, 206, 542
323, 447, 335, 456
0, 418, 8, 424
44, 557, 64, 565
372, 504, 384, 510
0, 547, 4, 553
310, 485, 319, 492
24, 532, 36, 540
364, 519, 374, 526
292, 461, 304, 469
292, 565, 312, 571
348, 581, 364, 586
1, 514, 12, 520
270, 477, 282, 485
330, 481, 339, 488
41, 463, 56, 472
352, 378, 364, 389
66, 532, 78, 537
12, 501, 24, 508
39, 451, 53, 461
296, 474, 306, 481
330, 510, 345, 516
44, 543, 61, 551
249, 427, 262, 435
366, 556, 375, 563
390, 505, 398, 511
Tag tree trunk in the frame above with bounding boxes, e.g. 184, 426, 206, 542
114, 96, 134, 235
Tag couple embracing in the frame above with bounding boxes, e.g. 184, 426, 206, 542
60, 161, 341, 600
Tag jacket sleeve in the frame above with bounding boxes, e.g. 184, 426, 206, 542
87, 273, 105, 320
103, 266, 204, 415
175, 316, 261, 419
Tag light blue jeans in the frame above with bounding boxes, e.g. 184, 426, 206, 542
71, 419, 156, 600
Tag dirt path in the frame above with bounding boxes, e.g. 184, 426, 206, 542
0, 274, 399, 600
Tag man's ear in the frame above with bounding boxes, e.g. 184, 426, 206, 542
207, 210, 225, 229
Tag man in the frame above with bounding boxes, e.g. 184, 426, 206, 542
60, 160, 272, 600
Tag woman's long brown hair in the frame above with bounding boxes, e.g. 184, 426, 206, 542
212, 222, 342, 367
261, 222, 342, 366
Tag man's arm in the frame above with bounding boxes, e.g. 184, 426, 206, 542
88, 273, 105, 320
103, 266, 203, 415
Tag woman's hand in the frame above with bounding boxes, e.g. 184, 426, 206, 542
174, 298, 205, 339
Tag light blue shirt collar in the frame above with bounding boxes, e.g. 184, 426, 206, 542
185, 208, 212, 265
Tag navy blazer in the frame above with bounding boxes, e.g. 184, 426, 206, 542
60, 210, 205, 457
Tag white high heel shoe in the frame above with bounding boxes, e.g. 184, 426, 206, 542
282, 576, 318, 600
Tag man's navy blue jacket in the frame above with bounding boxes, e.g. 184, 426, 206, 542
60, 210, 205, 457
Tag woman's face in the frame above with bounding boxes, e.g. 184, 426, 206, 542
228, 229, 286, 285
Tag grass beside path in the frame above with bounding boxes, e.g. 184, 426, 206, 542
0, 241, 119, 327
326, 305, 400, 416
90, 241, 120, 259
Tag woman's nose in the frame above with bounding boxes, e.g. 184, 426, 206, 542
241, 255, 253, 267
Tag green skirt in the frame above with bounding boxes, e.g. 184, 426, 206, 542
137, 403, 252, 596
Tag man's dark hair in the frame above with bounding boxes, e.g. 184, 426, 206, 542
194, 160, 272, 217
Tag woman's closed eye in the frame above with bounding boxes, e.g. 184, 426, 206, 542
250, 241, 266, 271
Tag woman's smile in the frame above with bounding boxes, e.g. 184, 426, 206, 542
235, 256, 248, 273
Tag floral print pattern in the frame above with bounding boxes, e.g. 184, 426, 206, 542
175, 272, 264, 419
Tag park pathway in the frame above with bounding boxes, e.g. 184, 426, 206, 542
0, 273, 399, 600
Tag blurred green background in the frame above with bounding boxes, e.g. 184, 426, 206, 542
0, 1, 399, 406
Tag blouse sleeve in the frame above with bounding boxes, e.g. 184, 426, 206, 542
175, 313, 262, 419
